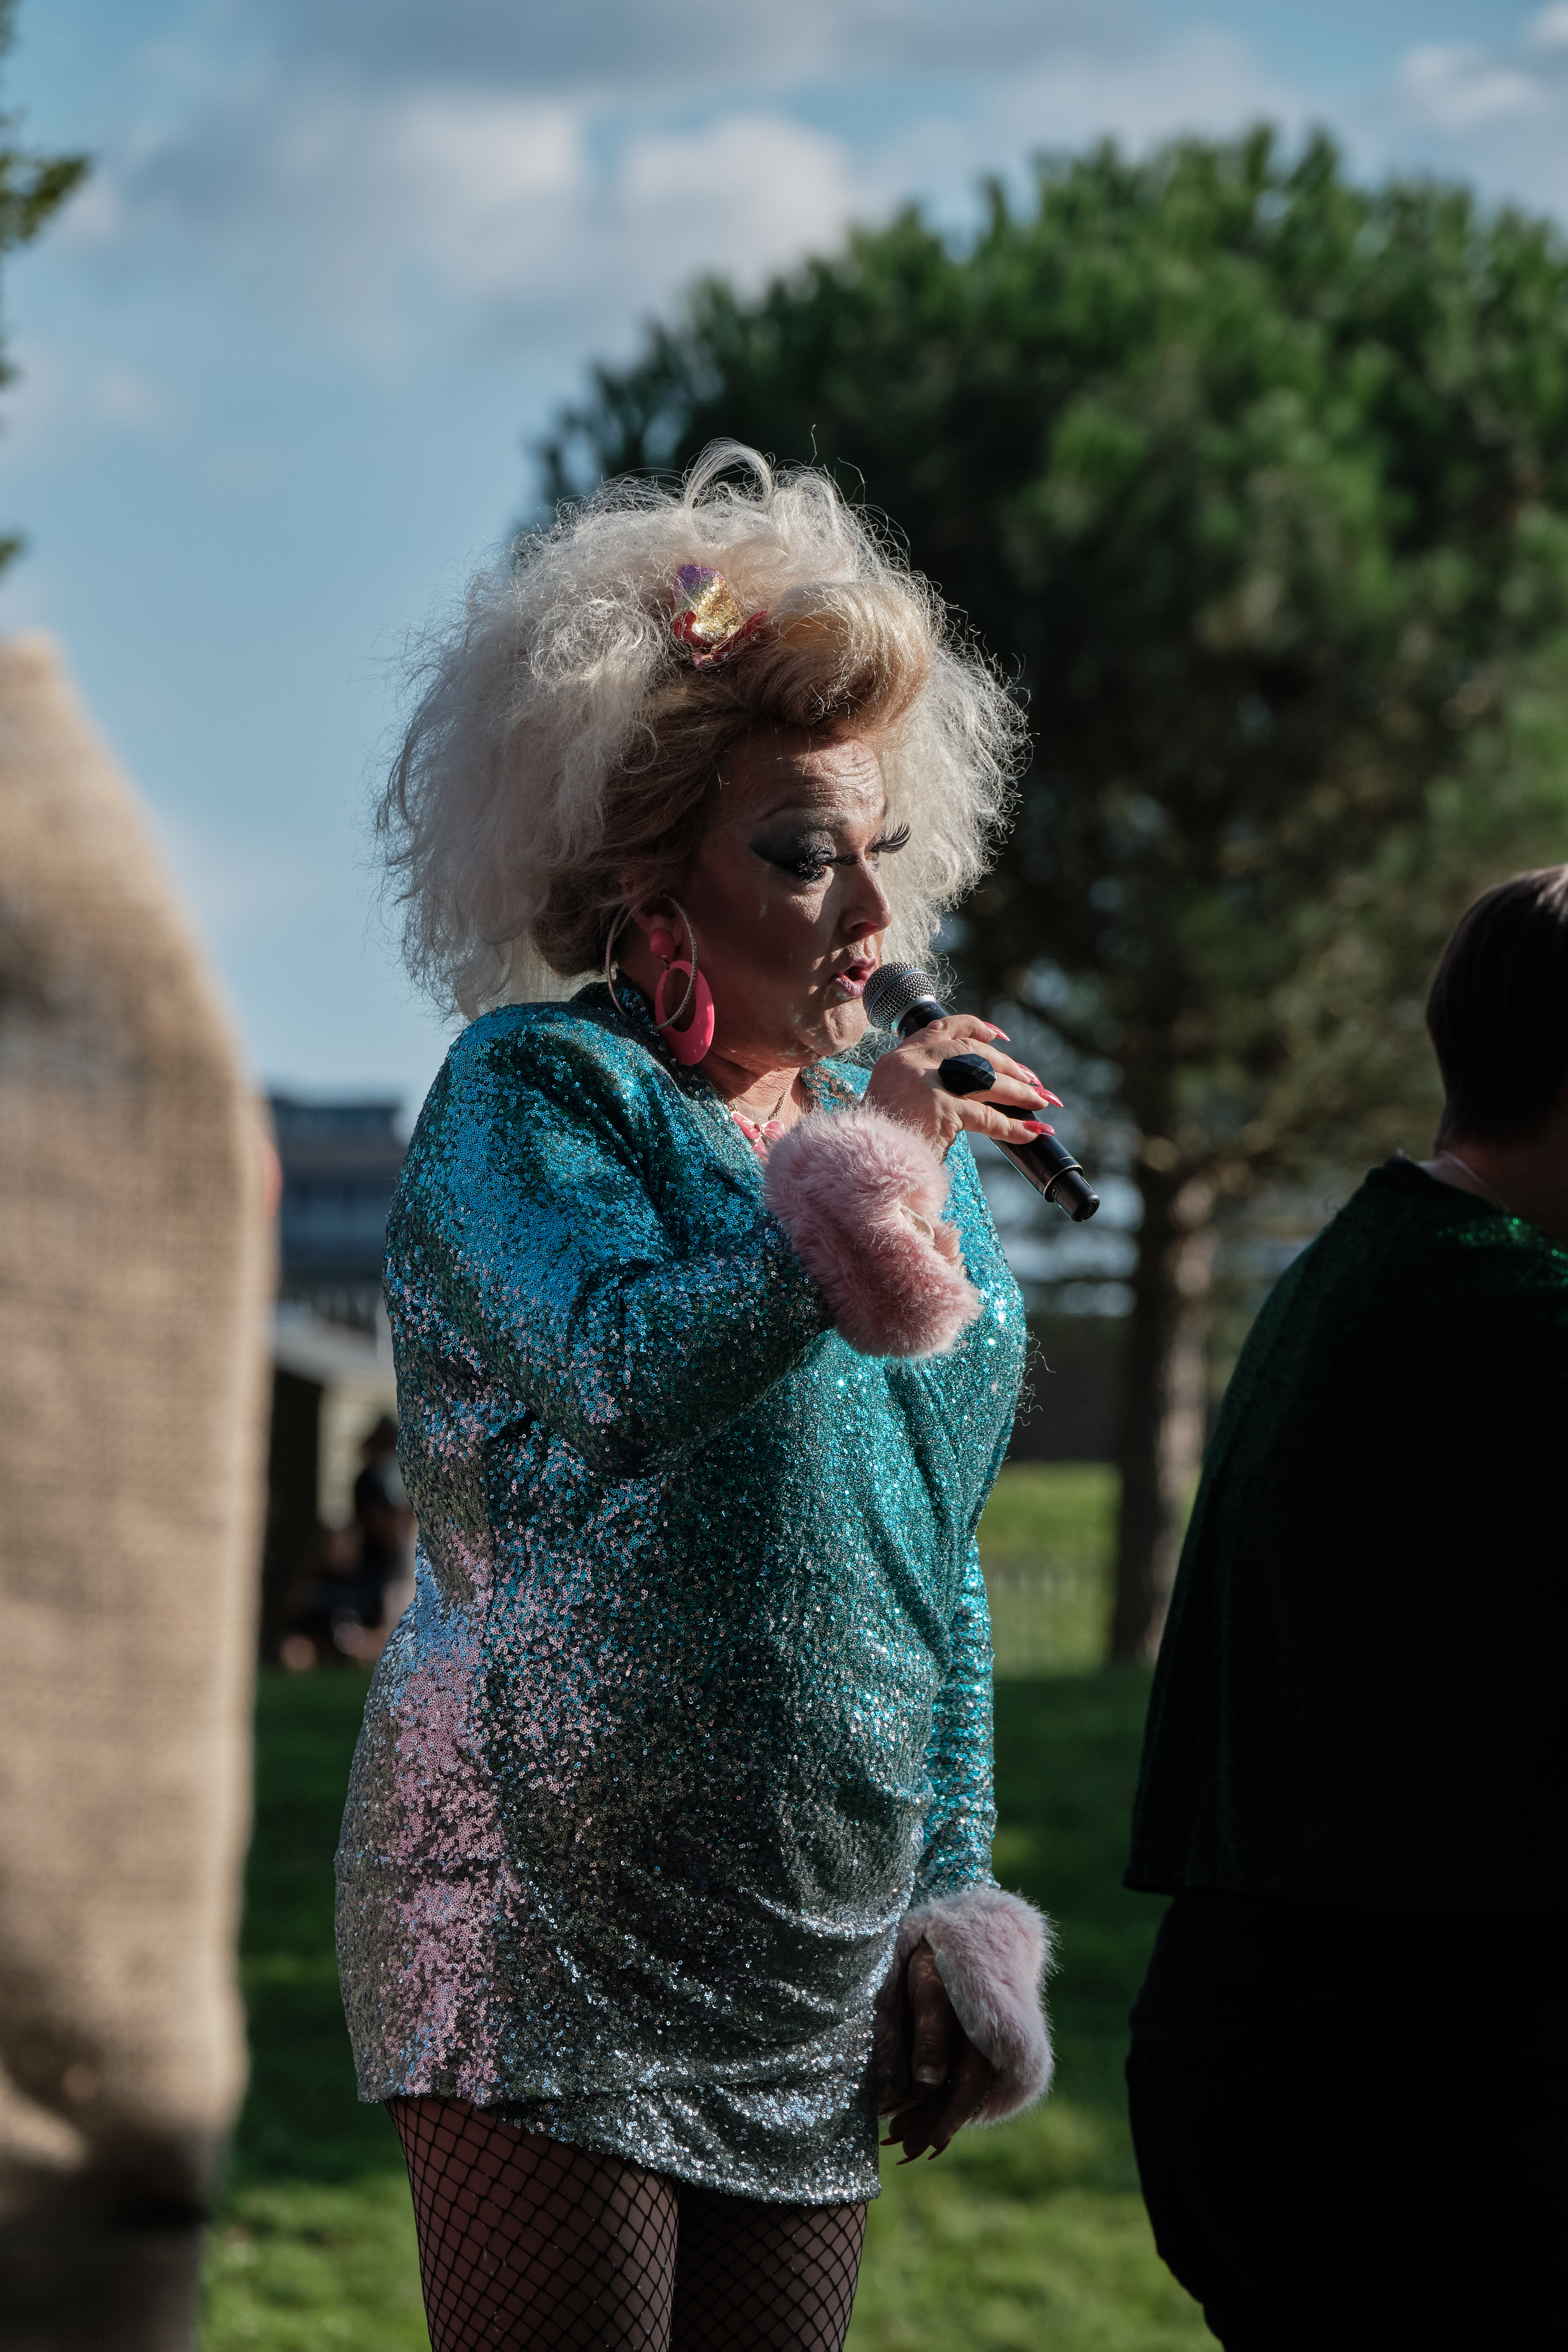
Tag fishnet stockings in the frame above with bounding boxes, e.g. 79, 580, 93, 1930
390, 2096, 866, 2352
672, 2182, 865, 2351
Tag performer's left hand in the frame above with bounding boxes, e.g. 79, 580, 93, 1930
879, 1941, 996, 2161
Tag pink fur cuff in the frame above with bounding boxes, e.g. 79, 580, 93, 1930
875, 1884, 1055, 2125
763, 1105, 982, 1359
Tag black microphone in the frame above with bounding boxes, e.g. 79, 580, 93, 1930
864, 964, 1100, 1223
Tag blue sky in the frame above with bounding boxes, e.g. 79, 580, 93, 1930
3, 0, 1563, 1120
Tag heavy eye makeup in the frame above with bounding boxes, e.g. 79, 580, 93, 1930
752, 822, 911, 884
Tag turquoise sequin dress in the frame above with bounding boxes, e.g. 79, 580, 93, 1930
335, 983, 1024, 2202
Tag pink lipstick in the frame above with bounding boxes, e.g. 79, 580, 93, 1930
834, 959, 874, 999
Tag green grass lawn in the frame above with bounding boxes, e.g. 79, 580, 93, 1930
203, 1466, 1203, 2350
203, 1668, 428, 2350
979, 1464, 1117, 1677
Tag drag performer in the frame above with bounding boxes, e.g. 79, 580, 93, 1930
336, 445, 1055, 2350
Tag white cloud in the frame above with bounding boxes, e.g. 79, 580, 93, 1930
30, 1, 1568, 466
274, 89, 589, 315
249, 0, 1127, 97
0, 341, 187, 461
1394, 44, 1547, 131
1530, 4, 1568, 49
979, 26, 1300, 160
760, 25, 1303, 249
618, 115, 867, 281
59, 77, 875, 357
59, 13, 1309, 373
92, 367, 181, 429
50, 167, 130, 252
1344, 19, 1568, 222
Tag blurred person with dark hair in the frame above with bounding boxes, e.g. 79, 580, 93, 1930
1124, 867, 1568, 2348
355, 1402, 402, 1515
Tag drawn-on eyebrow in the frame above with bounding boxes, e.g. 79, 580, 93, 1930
752, 793, 897, 832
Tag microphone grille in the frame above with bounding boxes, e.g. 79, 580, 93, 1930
864, 963, 939, 1033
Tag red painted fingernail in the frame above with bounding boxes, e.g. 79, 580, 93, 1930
1020, 1121, 1051, 1136
1041, 1091, 1064, 1107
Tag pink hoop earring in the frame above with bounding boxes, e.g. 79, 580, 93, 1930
655, 959, 715, 1064
648, 900, 715, 1066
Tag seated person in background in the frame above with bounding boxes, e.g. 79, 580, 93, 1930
283, 1418, 417, 1666
1124, 868, 1568, 2351
351, 1413, 416, 1633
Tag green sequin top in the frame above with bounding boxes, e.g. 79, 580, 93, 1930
335, 983, 1024, 2200
1128, 1157, 1568, 1912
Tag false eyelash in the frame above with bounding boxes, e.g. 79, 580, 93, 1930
757, 823, 913, 883
767, 846, 832, 880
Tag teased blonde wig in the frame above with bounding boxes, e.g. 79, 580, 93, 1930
378, 443, 1024, 1017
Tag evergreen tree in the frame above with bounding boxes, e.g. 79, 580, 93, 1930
540, 130, 1568, 1657
0, 0, 89, 572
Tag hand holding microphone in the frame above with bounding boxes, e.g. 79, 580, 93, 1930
863, 964, 1100, 1223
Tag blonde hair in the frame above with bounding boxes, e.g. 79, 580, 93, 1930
377, 443, 1024, 1016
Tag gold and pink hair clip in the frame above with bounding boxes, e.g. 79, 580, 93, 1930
671, 564, 768, 669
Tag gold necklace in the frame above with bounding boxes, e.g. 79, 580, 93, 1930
729, 1078, 800, 1159
734, 1078, 792, 1124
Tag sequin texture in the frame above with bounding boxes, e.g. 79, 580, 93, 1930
335, 983, 1024, 2202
